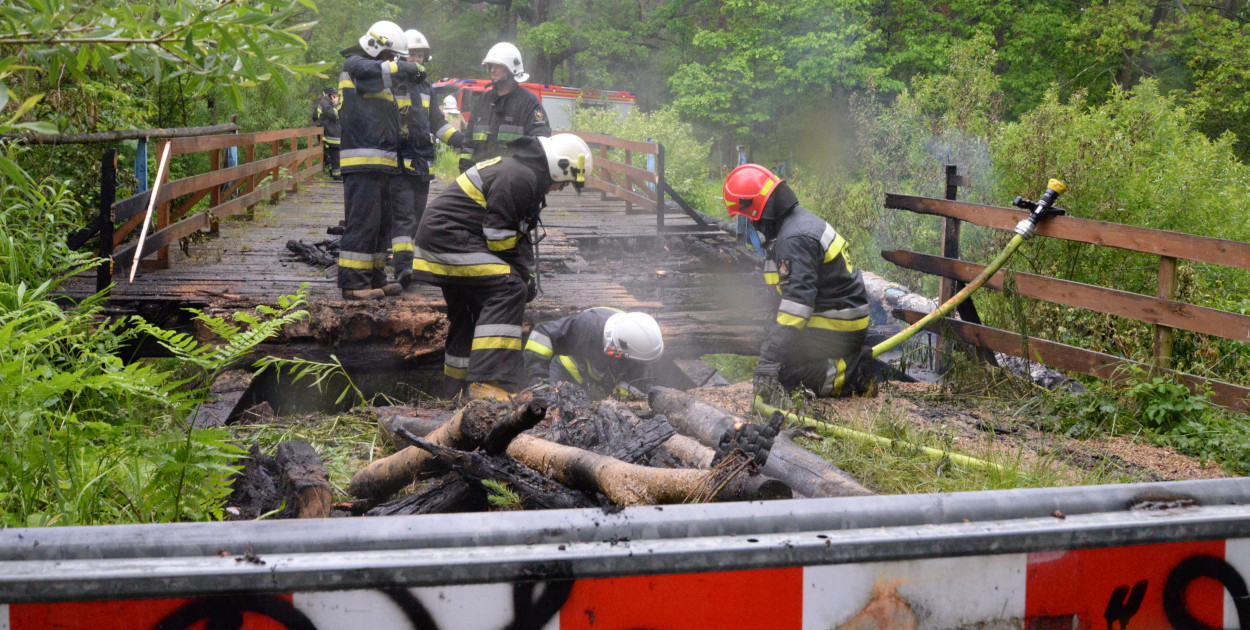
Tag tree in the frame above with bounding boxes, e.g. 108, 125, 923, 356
0, 0, 328, 135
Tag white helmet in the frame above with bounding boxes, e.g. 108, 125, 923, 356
404, 29, 431, 60
359, 21, 407, 58
482, 42, 528, 82
537, 134, 593, 191
442, 94, 459, 115
603, 312, 664, 362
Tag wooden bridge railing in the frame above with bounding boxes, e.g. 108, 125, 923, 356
565, 131, 713, 233
68, 126, 324, 292
883, 176, 1250, 412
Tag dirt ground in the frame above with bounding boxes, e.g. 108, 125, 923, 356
691, 381, 1227, 483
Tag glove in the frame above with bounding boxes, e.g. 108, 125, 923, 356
398, 60, 426, 83
525, 274, 538, 303
752, 360, 785, 405
847, 346, 878, 397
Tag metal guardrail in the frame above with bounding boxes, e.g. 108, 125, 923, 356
2, 478, 1249, 623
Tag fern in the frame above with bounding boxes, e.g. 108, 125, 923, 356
253, 353, 365, 408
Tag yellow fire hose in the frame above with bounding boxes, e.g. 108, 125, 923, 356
871, 178, 1067, 359
754, 397, 1003, 472
748, 179, 1069, 474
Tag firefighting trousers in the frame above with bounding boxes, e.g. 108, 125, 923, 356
338, 172, 399, 291
390, 174, 428, 275
440, 275, 528, 391
323, 145, 340, 178
778, 327, 868, 398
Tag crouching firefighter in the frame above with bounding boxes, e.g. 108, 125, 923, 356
723, 164, 874, 401
524, 308, 664, 400
413, 133, 593, 400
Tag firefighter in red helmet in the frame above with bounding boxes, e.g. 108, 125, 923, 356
723, 164, 874, 401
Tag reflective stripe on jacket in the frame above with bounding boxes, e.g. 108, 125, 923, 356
412, 154, 544, 285
524, 307, 647, 398
337, 55, 424, 174
760, 205, 869, 365
460, 85, 551, 167
398, 80, 464, 177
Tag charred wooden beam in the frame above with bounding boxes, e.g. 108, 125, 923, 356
348, 397, 548, 501
400, 431, 601, 510
648, 387, 873, 498
504, 433, 791, 505
365, 475, 488, 516
276, 441, 332, 519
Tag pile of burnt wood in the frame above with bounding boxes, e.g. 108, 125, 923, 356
338, 384, 873, 516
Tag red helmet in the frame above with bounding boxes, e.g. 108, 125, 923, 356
723, 164, 782, 222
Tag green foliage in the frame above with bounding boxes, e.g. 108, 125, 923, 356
988, 81, 1250, 380
1034, 369, 1248, 474
0, 170, 252, 525
570, 105, 719, 215
481, 479, 522, 510
131, 288, 311, 388
229, 411, 380, 498
700, 354, 757, 384
0, 0, 328, 125
254, 354, 366, 409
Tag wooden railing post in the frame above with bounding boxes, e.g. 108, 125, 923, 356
598, 145, 609, 201
655, 143, 666, 230
1154, 256, 1179, 369
938, 165, 963, 304
96, 149, 117, 295
623, 149, 633, 214
153, 139, 171, 269
289, 136, 300, 194
270, 140, 282, 202
209, 148, 222, 235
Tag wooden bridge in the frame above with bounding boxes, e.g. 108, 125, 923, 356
62, 130, 774, 379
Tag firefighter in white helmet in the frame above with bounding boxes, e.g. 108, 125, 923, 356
413, 133, 592, 401
524, 308, 664, 400
458, 42, 551, 172
389, 28, 466, 290
335, 20, 426, 300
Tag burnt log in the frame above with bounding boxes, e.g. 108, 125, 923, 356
365, 475, 488, 516
400, 430, 601, 510
598, 399, 714, 468
504, 433, 791, 505
276, 441, 332, 518
376, 409, 450, 449
648, 387, 873, 498
349, 397, 549, 501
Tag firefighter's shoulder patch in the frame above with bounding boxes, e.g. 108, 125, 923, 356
475, 156, 503, 170
778, 258, 791, 281
533, 109, 545, 122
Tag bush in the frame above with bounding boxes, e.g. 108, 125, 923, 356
570, 105, 721, 215
987, 81, 1250, 381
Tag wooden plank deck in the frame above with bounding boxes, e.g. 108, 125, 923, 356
64, 179, 771, 364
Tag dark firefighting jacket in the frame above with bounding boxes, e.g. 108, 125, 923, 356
397, 78, 464, 177
412, 137, 551, 284
314, 95, 340, 145
337, 51, 425, 174
524, 307, 647, 398
759, 195, 870, 366
459, 83, 551, 169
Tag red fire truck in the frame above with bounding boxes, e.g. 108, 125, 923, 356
433, 78, 635, 130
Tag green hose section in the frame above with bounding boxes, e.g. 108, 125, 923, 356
754, 396, 1004, 473
870, 233, 1026, 358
